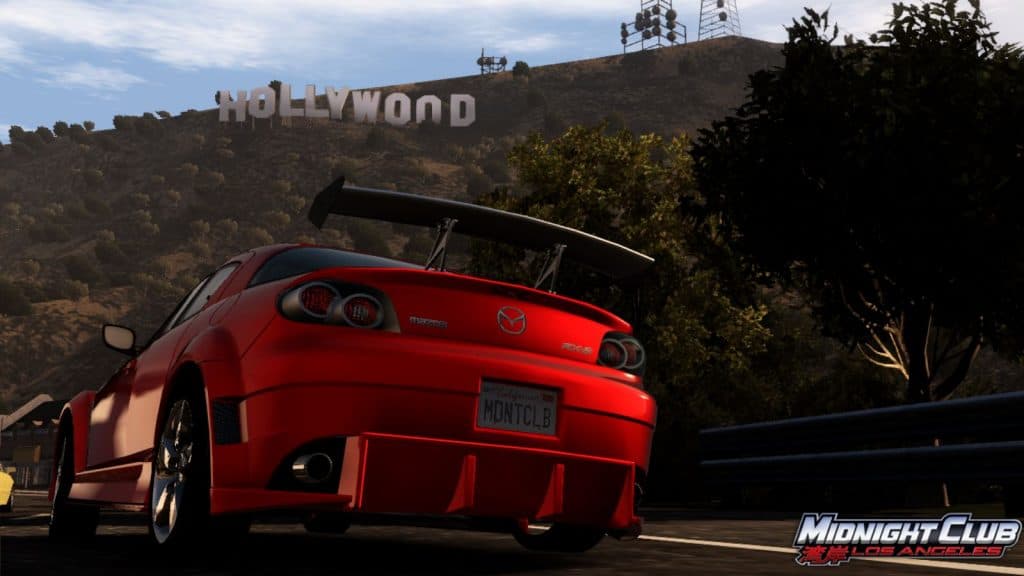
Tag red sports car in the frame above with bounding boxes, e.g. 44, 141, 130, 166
48, 177, 657, 552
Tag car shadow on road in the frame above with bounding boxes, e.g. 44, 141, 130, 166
4, 532, 590, 575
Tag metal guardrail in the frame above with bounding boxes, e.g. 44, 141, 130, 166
698, 391, 1024, 485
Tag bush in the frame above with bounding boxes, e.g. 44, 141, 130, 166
83, 120, 95, 131
68, 124, 88, 141
95, 240, 129, 267
53, 121, 70, 137
83, 168, 104, 187
113, 115, 136, 132
0, 278, 32, 315
21, 131, 45, 150
216, 218, 239, 238
63, 253, 105, 285
189, 220, 211, 237
82, 194, 111, 216
196, 170, 225, 193
261, 210, 291, 230
512, 60, 531, 79
20, 259, 41, 277
156, 111, 171, 119
27, 222, 71, 242
35, 126, 56, 143
129, 192, 150, 209
59, 279, 89, 300
215, 148, 234, 160
239, 226, 273, 246
464, 166, 494, 198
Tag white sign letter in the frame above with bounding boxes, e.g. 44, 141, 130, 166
304, 84, 329, 119
351, 91, 381, 124
248, 87, 276, 119
415, 95, 442, 124
279, 83, 304, 117
218, 90, 247, 122
450, 94, 475, 127
384, 93, 412, 126
325, 86, 350, 120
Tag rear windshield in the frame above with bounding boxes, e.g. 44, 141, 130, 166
249, 246, 419, 286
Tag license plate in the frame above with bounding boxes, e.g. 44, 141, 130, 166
477, 381, 558, 436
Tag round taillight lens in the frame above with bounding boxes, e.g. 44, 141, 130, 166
299, 283, 339, 318
598, 339, 627, 369
620, 338, 645, 370
341, 294, 383, 328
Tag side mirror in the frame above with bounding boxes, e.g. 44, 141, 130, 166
102, 324, 137, 356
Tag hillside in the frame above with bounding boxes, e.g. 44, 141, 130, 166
1, 36, 1018, 412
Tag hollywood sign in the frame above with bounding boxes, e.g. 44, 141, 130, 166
217, 84, 475, 127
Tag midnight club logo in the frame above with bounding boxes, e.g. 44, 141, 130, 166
793, 513, 1021, 566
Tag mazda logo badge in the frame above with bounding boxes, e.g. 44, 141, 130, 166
497, 306, 527, 335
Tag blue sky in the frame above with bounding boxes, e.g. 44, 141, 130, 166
1, 0, 1022, 143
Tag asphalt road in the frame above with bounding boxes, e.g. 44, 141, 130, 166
4, 493, 1024, 575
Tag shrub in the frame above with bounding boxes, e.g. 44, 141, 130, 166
82, 195, 111, 216
215, 148, 234, 160
83, 120, 95, 131
216, 218, 239, 237
68, 124, 88, 141
83, 168, 104, 187
156, 111, 171, 119
53, 121, 70, 137
239, 226, 273, 246
63, 253, 104, 285
464, 166, 494, 198
35, 126, 56, 143
95, 240, 129, 266
113, 115, 136, 132
27, 222, 71, 242
0, 278, 32, 315
59, 279, 89, 300
512, 60, 531, 79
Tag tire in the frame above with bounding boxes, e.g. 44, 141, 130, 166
149, 386, 250, 546
303, 511, 351, 534
513, 522, 606, 553
49, 431, 99, 542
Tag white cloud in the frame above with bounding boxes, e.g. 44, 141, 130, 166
40, 62, 144, 91
0, 0, 1020, 77
0, 0, 633, 72
0, 37, 27, 72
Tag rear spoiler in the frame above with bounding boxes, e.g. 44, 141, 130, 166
307, 176, 655, 284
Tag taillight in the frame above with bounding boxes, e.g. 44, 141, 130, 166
279, 281, 393, 330
599, 339, 627, 368
339, 294, 383, 328
298, 282, 340, 319
598, 332, 646, 377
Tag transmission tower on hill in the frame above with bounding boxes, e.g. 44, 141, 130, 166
619, 0, 686, 53
698, 0, 741, 40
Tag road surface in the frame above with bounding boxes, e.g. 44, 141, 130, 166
3, 493, 1023, 575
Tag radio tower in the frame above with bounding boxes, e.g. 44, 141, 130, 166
698, 0, 741, 40
619, 0, 685, 53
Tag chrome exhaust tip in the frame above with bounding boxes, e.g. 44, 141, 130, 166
292, 452, 333, 484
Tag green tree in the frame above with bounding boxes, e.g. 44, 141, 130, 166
471, 124, 772, 495
83, 120, 95, 131
512, 60, 531, 78
692, 1, 1024, 403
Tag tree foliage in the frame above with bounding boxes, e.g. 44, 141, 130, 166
512, 60, 531, 78
692, 1, 1024, 403
471, 124, 774, 494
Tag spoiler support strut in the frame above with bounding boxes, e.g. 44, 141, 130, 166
425, 218, 458, 271
534, 243, 566, 293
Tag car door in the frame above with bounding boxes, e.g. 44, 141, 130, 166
87, 276, 210, 470
123, 263, 240, 460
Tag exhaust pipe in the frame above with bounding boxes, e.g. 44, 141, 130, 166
292, 452, 334, 484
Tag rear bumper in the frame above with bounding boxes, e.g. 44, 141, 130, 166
211, 432, 642, 532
